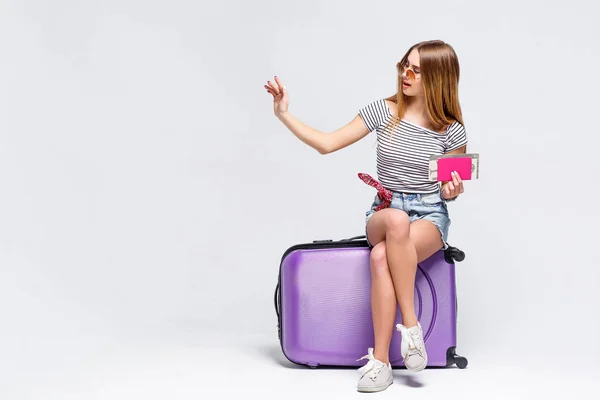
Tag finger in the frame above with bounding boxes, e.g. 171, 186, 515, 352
267, 80, 280, 95
443, 185, 451, 198
267, 82, 280, 95
454, 183, 461, 195
264, 86, 277, 97
274, 76, 285, 92
451, 171, 460, 186
453, 171, 463, 185
281, 85, 288, 101
270, 77, 283, 93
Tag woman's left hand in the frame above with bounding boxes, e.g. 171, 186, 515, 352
442, 171, 464, 200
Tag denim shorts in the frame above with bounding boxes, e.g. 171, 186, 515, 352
364, 190, 450, 249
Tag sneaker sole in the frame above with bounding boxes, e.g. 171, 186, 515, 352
405, 355, 428, 373
357, 377, 393, 393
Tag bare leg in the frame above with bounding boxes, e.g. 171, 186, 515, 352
367, 209, 419, 327
366, 211, 445, 363
409, 219, 445, 264
368, 241, 395, 364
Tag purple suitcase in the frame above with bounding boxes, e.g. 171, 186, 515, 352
274, 235, 468, 369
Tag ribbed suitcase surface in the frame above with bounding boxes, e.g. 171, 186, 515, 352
274, 235, 467, 369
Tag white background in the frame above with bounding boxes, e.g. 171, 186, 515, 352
1, 0, 599, 398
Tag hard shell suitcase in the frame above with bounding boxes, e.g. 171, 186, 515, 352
274, 235, 468, 369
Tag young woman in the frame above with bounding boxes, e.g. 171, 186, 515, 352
264, 40, 468, 393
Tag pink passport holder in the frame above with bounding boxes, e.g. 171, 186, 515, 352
438, 157, 472, 181
429, 153, 479, 181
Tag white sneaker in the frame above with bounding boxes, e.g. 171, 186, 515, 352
396, 322, 428, 372
356, 348, 393, 393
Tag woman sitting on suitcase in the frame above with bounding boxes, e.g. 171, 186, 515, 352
264, 40, 467, 393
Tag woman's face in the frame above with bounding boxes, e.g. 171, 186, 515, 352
399, 49, 423, 97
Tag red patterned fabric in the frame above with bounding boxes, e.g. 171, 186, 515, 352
358, 173, 392, 211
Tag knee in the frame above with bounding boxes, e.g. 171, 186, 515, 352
370, 242, 388, 275
385, 210, 410, 241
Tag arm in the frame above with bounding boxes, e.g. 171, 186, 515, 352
277, 112, 370, 154
265, 76, 370, 154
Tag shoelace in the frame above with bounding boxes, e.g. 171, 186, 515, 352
397, 324, 424, 357
357, 348, 384, 380
358, 173, 392, 211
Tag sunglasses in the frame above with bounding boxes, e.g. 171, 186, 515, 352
396, 61, 420, 81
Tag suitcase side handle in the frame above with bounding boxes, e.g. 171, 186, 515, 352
342, 235, 367, 241
274, 282, 281, 339
313, 235, 366, 244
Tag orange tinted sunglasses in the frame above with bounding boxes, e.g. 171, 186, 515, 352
397, 61, 420, 81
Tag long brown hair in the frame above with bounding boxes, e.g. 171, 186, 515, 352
385, 40, 463, 133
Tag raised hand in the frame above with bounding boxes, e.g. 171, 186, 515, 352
264, 76, 289, 117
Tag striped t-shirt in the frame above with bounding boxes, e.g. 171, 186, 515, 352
359, 99, 468, 194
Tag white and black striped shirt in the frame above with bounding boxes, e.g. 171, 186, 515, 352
359, 99, 468, 194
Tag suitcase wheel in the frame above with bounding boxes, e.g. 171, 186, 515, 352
455, 356, 468, 369
446, 346, 468, 369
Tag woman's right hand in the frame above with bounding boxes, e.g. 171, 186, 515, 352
264, 76, 289, 117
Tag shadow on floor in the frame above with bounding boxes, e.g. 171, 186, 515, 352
252, 343, 426, 388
